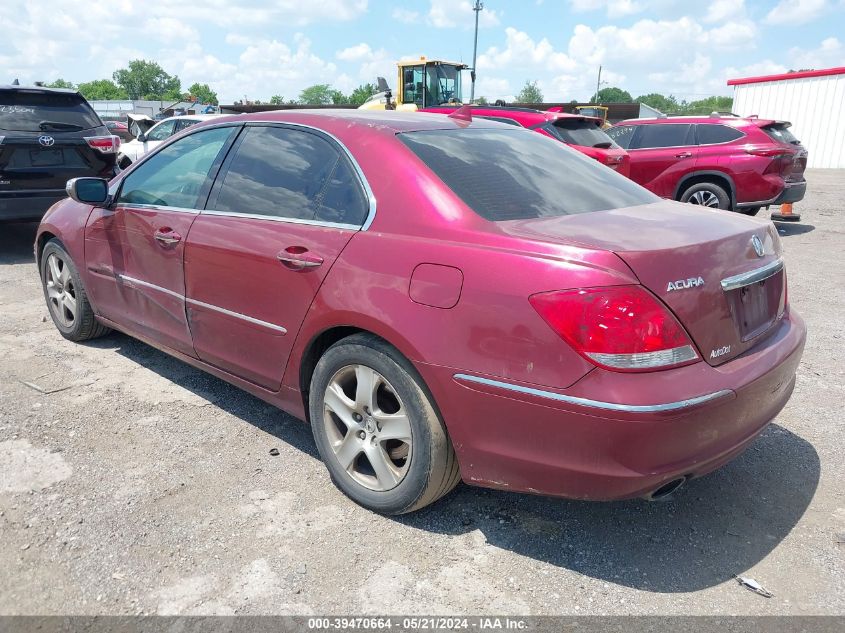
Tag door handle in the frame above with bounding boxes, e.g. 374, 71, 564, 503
154, 228, 181, 245
277, 247, 323, 270
675, 152, 693, 158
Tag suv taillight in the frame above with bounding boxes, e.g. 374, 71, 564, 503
529, 286, 699, 372
84, 135, 120, 154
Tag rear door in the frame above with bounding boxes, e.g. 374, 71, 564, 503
84, 124, 240, 356
0, 88, 114, 194
184, 123, 371, 389
694, 122, 746, 172
626, 123, 696, 197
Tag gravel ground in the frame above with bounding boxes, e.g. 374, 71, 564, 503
1, 170, 843, 616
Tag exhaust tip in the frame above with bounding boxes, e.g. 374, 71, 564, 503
647, 477, 687, 501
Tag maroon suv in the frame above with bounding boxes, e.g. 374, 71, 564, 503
607, 115, 807, 217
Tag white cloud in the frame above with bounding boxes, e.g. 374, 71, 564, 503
703, 0, 746, 23
764, 0, 827, 25
392, 8, 420, 23
568, 0, 644, 18
478, 27, 577, 73
428, 0, 500, 29
706, 20, 758, 50
787, 37, 844, 69
335, 43, 394, 85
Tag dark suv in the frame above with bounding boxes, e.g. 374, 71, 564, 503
607, 115, 807, 216
1, 86, 119, 221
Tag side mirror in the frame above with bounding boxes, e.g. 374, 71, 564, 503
66, 178, 109, 206
137, 132, 147, 143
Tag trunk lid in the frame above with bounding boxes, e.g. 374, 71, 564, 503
499, 201, 787, 366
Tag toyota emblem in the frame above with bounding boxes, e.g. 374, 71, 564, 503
751, 235, 765, 258
38, 135, 55, 147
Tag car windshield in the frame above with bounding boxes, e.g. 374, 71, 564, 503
546, 118, 618, 148
400, 128, 656, 221
0, 90, 102, 132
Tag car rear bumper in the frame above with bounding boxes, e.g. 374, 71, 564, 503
0, 191, 66, 221
418, 310, 806, 500
736, 179, 807, 209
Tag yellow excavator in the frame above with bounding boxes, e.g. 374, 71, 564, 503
575, 105, 611, 129
359, 57, 468, 111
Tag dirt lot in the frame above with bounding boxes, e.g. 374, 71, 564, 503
1, 170, 843, 616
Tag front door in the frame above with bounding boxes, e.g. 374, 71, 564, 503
627, 123, 696, 198
84, 124, 239, 356
184, 124, 371, 390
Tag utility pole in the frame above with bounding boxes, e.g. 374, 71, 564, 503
470, 0, 483, 103
594, 65, 602, 104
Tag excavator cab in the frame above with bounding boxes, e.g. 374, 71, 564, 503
360, 57, 468, 111
575, 105, 611, 129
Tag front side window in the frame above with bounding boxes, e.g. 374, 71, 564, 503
175, 119, 201, 133
117, 126, 236, 208
607, 125, 636, 149
425, 64, 462, 106
402, 66, 425, 106
632, 124, 693, 149
400, 128, 657, 221
146, 120, 177, 141
697, 124, 744, 145
212, 126, 366, 225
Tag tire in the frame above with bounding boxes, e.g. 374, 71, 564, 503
680, 182, 731, 210
40, 238, 111, 342
309, 334, 460, 514
740, 206, 762, 216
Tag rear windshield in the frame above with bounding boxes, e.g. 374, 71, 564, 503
399, 128, 656, 221
0, 90, 102, 132
763, 124, 800, 145
545, 118, 617, 149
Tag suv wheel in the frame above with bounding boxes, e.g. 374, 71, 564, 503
680, 182, 731, 210
309, 334, 460, 514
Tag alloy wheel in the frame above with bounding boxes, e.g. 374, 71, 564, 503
322, 364, 412, 491
688, 190, 720, 207
44, 253, 77, 328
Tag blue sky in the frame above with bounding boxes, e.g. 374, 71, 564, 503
2, 0, 844, 103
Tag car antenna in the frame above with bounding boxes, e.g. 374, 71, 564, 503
448, 104, 474, 123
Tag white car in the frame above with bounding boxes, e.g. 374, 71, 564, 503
118, 114, 221, 168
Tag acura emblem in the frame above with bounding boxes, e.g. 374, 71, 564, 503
38, 135, 55, 147
751, 235, 765, 258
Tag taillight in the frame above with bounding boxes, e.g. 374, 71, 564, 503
529, 285, 699, 372
84, 135, 120, 154
605, 154, 624, 165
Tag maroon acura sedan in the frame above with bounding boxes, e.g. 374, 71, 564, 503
35, 110, 805, 514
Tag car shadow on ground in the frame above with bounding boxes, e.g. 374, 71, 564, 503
92, 333, 819, 595
0, 222, 38, 265
775, 221, 816, 237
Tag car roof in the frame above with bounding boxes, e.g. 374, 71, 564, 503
422, 105, 601, 125
210, 109, 510, 135
0, 85, 81, 95
158, 113, 222, 123
616, 115, 779, 127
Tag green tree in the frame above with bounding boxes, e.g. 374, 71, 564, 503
113, 60, 181, 100
635, 93, 679, 114
77, 79, 128, 101
515, 80, 543, 104
349, 83, 378, 106
592, 86, 632, 103
46, 79, 75, 89
475, 95, 489, 105
682, 95, 734, 115
269, 95, 286, 105
329, 89, 350, 105
298, 84, 334, 105
187, 82, 218, 105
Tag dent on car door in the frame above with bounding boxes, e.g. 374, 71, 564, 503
184, 124, 370, 390
83, 125, 239, 356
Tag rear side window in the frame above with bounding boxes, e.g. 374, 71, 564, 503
399, 128, 657, 222
697, 124, 744, 145
631, 124, 693, 149
545, 118, 616, 148
763, 124, 800, 145
146, 120, 177, 141
212, 126, 368, 225
478, 116, 523, 127
0, 90, 102, 132
607, 125, 636, 149
117, 126, 236, 209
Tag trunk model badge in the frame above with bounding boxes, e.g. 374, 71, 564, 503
38, 135, 55, 147
667, 277, 705, 292
751, 235, 765, 258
